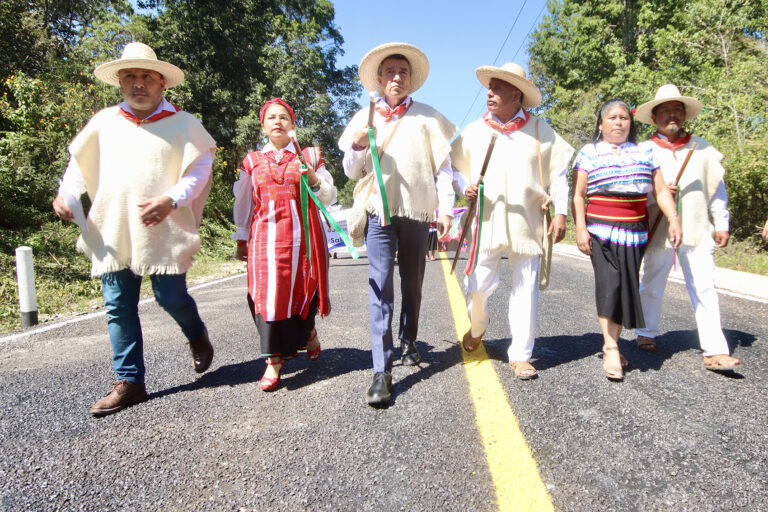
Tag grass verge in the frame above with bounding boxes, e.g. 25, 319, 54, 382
1, 220, 243, 334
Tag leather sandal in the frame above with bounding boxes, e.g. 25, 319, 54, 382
602, 347, 624, 381
636, 335, 657, 352
703, 354, 741, 371
461, 329, 484, 353
509, 361, 538, 380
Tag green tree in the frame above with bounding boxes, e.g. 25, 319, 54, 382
137, 0, 359, 217
528, 0, 768, 238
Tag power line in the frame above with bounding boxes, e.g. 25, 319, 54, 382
491, 0, 528, 66
456, 1, 547, 132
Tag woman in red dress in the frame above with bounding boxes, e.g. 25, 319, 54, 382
233, 98, 337, 391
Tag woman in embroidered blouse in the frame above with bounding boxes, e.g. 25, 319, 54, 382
572, 99, 681, 381
232, 98, 337, 392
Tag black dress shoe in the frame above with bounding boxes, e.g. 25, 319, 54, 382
400, 341, 421, 366
366, 372, 392, 405
189, 328, 214, 373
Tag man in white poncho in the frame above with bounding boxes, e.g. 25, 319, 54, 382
451, 63, 574, 380
52, 42, 216, 416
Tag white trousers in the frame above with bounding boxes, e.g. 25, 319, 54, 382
637, 243, 729, 356
466, 248, 540, 362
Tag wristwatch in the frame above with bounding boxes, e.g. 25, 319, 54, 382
170, 199, 178, 210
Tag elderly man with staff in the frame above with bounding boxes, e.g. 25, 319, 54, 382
52, 42, 216, 416
451, 62, 574, 380
339, 42, 457, 406
634, 84, 741, 371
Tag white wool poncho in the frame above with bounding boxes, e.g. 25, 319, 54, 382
451, 116, 575, 256
338, 101, 457, 222
69, 106, 216, 277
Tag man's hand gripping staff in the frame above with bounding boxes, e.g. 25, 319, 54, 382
451, 133, 498, 274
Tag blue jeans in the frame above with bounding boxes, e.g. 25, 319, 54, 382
101, 269, 206, 383
365, 215, 428, 372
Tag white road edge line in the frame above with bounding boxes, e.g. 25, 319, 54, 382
555, 251, 768, 305
0, 273, 246, 344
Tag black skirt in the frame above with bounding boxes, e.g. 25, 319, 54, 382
248, 294, 317, 358
426, 224, 438, 252
589, 220, 647, 329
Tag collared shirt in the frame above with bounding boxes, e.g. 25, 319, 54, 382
58, 98, 213, 207
654, 132, 729, 231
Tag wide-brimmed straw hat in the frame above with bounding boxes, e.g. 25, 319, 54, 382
635, 84, 703, 124
358, 42, 429, 95
475, 62, 542, 109
94, 42, 185, 88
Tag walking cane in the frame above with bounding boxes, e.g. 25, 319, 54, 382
451, 133, 498, 274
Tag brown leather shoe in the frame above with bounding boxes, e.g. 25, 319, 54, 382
189, 328, 214, 373
462, 329, 484, 353
89, 380, 147, 417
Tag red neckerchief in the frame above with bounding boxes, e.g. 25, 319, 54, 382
483, 109, 530, 134
375, 97, 412, 123
119, 104, 181, 126
651, 131, 692, 150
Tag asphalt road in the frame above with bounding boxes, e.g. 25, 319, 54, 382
1, 250, 766, 511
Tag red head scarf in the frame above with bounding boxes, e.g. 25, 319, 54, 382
259, 97, 295, 124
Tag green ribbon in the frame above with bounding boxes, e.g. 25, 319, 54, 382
471, 182, 485, 274
300, 166, 312, 273
368, 126, 391, 226
298, 166, 360, 261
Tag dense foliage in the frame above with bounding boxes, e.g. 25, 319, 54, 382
0, 0, 359, 329
528, 0, 768, 238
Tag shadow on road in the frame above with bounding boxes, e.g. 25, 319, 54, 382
147, 341, 464, 403
475, 329, 756, 378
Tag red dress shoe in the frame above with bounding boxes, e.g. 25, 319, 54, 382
260, 360, 283, 392
306, 328, 321, 361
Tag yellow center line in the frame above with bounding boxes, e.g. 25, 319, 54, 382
439, 253, 554, 512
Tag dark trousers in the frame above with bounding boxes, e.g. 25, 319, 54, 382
365, 215, 428, 372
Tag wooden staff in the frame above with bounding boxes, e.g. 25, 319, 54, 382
451, 133, 498, 274
367, 92, 377, 127
647, 142, 698, 241
288, 130, 308, 166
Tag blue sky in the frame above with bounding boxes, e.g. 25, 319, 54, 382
331, 0, 551, 130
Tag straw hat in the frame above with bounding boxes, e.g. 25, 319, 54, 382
358, 42, 429, 95
94, 42, 185, 88
475, 62, 542, 109
634, 84, 703, 124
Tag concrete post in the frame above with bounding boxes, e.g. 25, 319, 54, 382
15, 246, 38, 327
